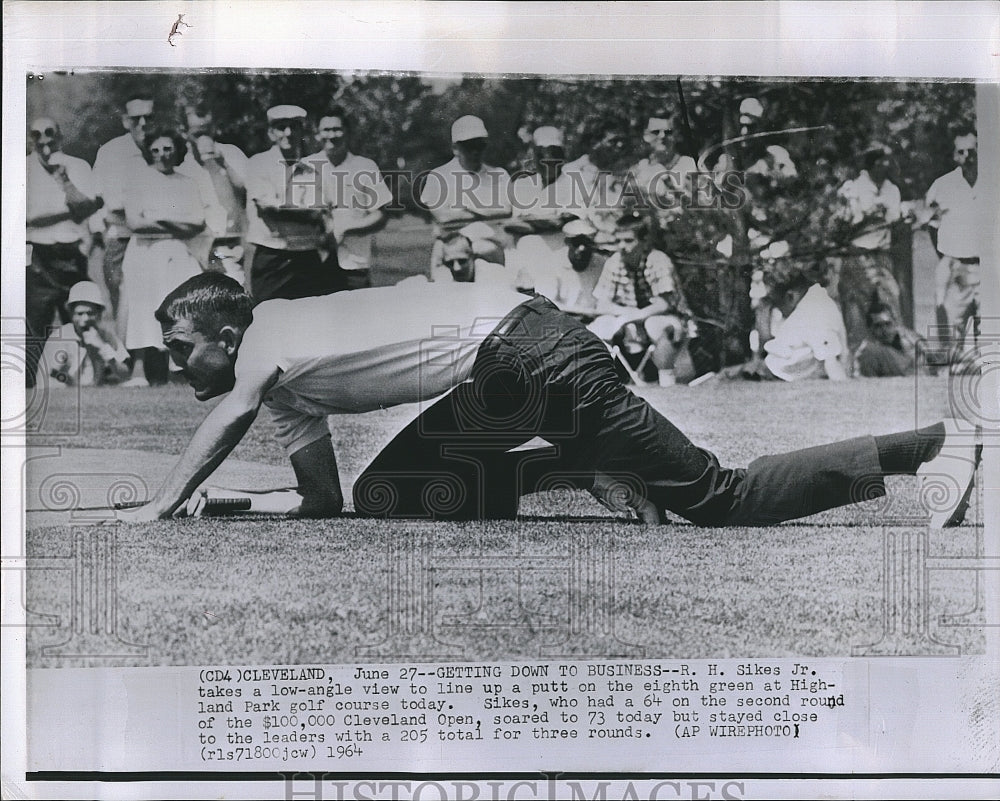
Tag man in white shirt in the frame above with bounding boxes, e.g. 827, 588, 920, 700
763, 278, 849, 382
245, 105, 331, 303
309, 106, 393, 290
178, 103, 249, 268
119, 272, 979, 531
925, 131, 980, 357
420, 115, 512, 268
507, 126, 592, 292
834, 147, 903, 351
627, 111, 699, 211
26, 117, 104, 387
93, 96, 156, 318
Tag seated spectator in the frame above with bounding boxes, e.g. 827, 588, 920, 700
521, 218, 601, 313
587, 213, 693, 386
762, 275, 849, 381
35, 281, 130, 388
855, 302, 930, 377
430, 232, 509, 285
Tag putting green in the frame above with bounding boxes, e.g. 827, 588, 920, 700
24, 447, 297, 528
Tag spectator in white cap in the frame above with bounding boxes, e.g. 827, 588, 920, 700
245, 104, 333, 303
507, 124, 596, 292
509, 125, 581, 229
420, 114, 512, 273
521, 218, 603, 313
34, 281, 130, 389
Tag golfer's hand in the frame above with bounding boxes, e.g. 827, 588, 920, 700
180, 489, 210, 518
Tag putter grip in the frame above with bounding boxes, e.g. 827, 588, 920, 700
114, 498, 253, 512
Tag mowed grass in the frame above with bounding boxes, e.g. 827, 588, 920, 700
24, 371, 986, 666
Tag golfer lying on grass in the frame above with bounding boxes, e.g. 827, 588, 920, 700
117, 272, 979, 527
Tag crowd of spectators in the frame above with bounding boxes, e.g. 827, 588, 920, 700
26, 89, 982, 391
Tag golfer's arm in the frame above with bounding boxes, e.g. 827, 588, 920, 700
289, 436, 344, 517
149, 376, 274, 518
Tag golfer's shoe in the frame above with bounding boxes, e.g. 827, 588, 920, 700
917, 420, 982, 528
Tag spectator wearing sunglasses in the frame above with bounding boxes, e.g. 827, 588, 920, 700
93, 96, 157, 319
854, 301, 930, 378
26, 116, 103, 387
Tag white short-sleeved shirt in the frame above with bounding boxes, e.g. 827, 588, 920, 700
92, 133, 149, 237
925, 167, 979, 259
26, 152, 98, 245
178, 143, 249, 237
764, 284, 848, 381
245, 146, 324, 250
308, 151, 394, 271
839, 170, 901, 251
236, 283, 526, 454
628, 155, 699, 202
419, 157, 511, 230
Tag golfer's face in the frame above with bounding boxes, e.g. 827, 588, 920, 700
161, 317, 235, 401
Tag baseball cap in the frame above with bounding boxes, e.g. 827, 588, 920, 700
124, 99, 154, 118
532, 126, 564, 148
267, 105, 308, 124
562, 218, 597, 240
65, 281, 105, 311
451, 115, 489, 143
739, 97, 764, 120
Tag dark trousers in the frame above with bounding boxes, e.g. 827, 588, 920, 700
26, 241, 88, 388
102, 236, 129, 317
323, 255, 372, 292
250, 246, 338, 304
354, 296, 884, 526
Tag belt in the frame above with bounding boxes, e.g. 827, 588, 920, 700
488, 294, 558, 339
953, 256, 980, 265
